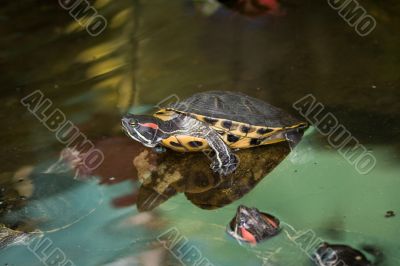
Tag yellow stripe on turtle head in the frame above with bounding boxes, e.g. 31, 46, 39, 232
153, 109, 178, 121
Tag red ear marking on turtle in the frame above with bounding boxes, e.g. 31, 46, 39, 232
141, 123, 159, 129
240, 227, 257, 244
266, 217, 278, 228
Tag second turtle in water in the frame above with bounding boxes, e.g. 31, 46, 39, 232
227, 205, 280, 245
313, 242, 374, 266
122, 91, 306, 175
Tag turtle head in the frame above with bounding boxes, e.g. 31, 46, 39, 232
235, 205, 265, 230
121, 114, 165, 148
228, 205, 280, 244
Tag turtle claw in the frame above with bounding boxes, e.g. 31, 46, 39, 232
153, 145, 167, 153
211, 154, 238, 176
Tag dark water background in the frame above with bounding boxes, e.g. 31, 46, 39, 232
0, 0, 399, 265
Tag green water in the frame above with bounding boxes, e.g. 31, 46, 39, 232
0, 0, 399, 265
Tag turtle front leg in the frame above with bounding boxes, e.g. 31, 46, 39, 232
174, 115, 239, 175
205, 130, 238, 176
153, 144, 167, 153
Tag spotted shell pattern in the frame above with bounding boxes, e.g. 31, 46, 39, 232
154, 91, 306, 152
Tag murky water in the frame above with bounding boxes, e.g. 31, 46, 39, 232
0, 0, 399, 265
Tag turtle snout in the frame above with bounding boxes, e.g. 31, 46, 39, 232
121, 118, 126, 126
121, 116, 130, 126
122, 116, 139, 128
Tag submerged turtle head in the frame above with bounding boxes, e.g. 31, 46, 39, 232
228, 205, 280, 244
121, 114, 165, 148
313, 242, 373, 266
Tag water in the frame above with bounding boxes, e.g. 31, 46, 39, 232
0, 0, 399, 265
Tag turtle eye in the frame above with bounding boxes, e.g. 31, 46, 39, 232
130, 120, 139, 127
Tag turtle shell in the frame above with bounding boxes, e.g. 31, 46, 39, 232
153, 91, 307, 150
157, 91, 306, 141
169, 91, 302, 126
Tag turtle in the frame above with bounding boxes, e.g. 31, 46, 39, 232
227, 205, 280, 245
313, 242, 373, 266
121, 90, 307, 176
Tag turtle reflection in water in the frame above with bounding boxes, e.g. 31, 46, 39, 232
134, 143, 290, 211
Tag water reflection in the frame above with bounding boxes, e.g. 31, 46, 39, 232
0, 224, 36, 249
136, 143, 290, 211
3, 133, 290, 214
5, 133, 290, 213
